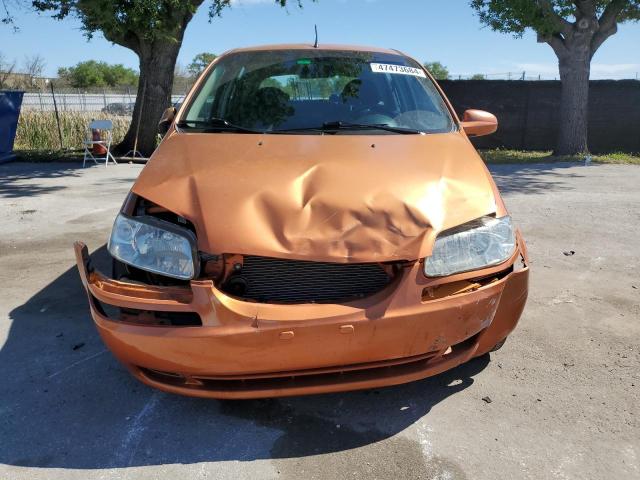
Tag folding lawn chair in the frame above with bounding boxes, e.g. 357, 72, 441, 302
83, 119, 118, 167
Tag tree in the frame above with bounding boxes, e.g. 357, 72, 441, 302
57, 60, 138, 88
470, 73, 486, 80
0, 52, 44, 89
0, 52, 16, 89
23, 54, 46, 87
187, 52, 217, 77
102, 63, 139, 87
423, 61, 449, 80
58, 62, 103, 88
27, 0, 308, 156
470, 0, 640, 155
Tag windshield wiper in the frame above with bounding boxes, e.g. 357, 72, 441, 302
176, 118, 261, 134
274, 121, 423, 135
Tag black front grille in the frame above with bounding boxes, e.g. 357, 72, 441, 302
221, 255, 394, 304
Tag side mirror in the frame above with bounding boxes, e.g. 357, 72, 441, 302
460, 109, 498, 137
158, 107, 177, 136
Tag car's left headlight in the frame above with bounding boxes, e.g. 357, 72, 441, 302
107, 213, 198, 280
424, 216, 515, 277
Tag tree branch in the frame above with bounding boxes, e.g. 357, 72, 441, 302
573, 0, 596, 18
590, 22, 617, 56
598, 0, 626, 29
100, 25, 139, 52
1, 0, 17, 29
538, 31, 569, 57
591, 0, 626, 56
537, 0, 573, 36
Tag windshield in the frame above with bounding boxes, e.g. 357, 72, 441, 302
181, 49, 455, 134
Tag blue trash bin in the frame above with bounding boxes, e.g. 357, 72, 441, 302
0, 90, 25, 163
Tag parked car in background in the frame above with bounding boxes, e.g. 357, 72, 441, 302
101, 102, 134, 116
75, 44, 529, 399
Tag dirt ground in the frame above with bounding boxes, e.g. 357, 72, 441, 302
0, 161, 638, 480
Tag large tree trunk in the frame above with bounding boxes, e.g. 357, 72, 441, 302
556, 49, 591, 156
535, 1, 624, 156
116, 40, 182, 157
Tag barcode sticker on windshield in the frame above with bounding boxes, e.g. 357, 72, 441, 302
370, 63, 426, 78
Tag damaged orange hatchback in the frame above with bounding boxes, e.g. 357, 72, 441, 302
75, 44, 529, 399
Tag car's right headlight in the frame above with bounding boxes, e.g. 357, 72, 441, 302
107, 213, 198, 280
424, 215, 516, 277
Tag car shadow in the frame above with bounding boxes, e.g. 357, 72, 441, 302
2, 245, 491, 470
0, 162, 87, 198
0, 161, 138, 200
488, 162, 585, 195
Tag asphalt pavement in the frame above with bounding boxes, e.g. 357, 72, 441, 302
0, 160, 638, 479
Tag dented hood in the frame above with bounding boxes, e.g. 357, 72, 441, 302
132, 132, 498, 263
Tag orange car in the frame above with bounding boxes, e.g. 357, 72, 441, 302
75, 44, 529, 399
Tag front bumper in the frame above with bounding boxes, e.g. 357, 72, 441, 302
74, 241, 529, 399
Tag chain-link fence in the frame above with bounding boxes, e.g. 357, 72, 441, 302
21, 87, 189, 113
447, 71, 640, 81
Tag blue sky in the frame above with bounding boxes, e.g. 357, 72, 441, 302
1, 0, 639, 80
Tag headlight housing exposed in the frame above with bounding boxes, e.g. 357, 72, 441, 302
424, 216, 515, 277
108, 214, 198, 280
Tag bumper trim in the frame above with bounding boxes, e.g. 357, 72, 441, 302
132, 334, 480, 399
74, 242, 217, 323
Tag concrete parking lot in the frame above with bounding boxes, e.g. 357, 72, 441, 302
0, 161, 638, 480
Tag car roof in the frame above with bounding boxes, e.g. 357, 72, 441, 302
222, 43, 406, 57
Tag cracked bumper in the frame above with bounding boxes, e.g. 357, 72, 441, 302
74, 241, 529, 399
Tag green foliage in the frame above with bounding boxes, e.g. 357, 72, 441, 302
423, 61, 449, 80
102, 63, 138, 86
470, 73, 486, 80
30, 1, 309, 51
57, 60, 138, 88
187, 52, 217, 77
469, 0, 640, 37
33, 0, 205, 47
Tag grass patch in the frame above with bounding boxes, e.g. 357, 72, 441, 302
14, 111, 130, 151
12, 150, 86, 163
481, 149, 640, 165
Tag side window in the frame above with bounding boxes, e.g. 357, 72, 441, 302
185, 65, 227, 121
